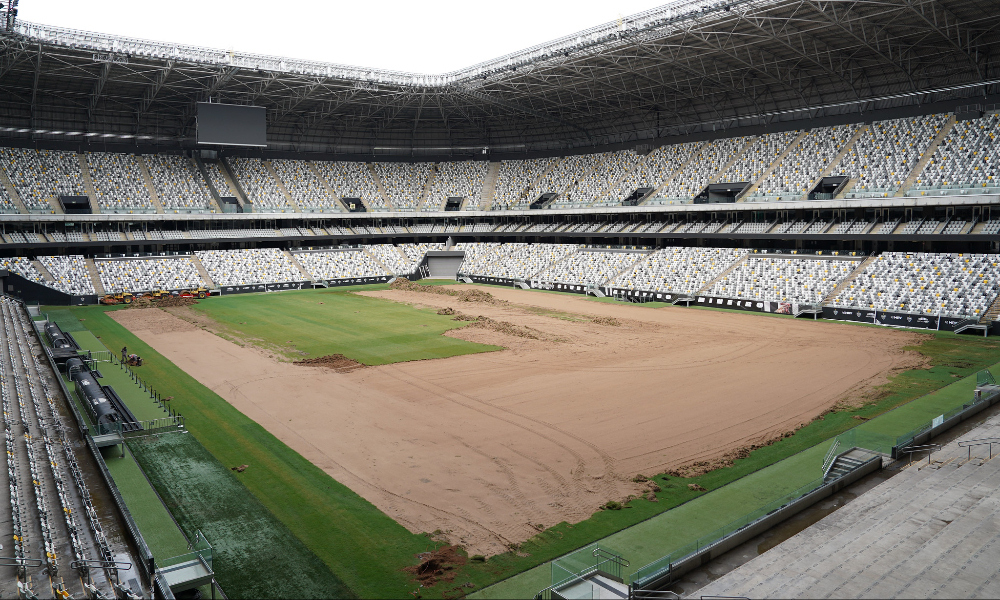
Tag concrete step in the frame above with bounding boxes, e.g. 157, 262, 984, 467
283, 250, 314, 282
84, 258, 106, 296
31, 260, 55, 283
738, 129, 810, 201
264, 160, 298, 212
0, 167, 31, 214
896, 114, 957, 197
135, 155, 165, 214
696, 254, 749, 294
368, 163, 394, 210
479, 161, 500, 210
190, 255, 216, 288
822, 255, 876, 304
77, 154, 101, 214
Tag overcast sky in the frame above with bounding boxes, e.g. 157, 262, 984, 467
23, 0, 663, 73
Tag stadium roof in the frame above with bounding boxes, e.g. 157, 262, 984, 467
1, 0, 998, 155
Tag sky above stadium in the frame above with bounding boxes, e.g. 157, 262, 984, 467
25, 0, 662, 73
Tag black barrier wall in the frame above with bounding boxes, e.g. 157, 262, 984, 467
0, 271, 96, 305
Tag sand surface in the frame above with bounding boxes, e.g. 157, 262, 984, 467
111, 287, 926, 555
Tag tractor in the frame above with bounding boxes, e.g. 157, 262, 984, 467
100, 292, 134, 305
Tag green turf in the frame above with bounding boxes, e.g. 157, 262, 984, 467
188, 287, 500, 364
57, 303, 442, 599
99, 445, 190, 559
44, 290, 1000, 600
129, 433, 353, 598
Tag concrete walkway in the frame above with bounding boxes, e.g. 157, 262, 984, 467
693, 414, 1000, 599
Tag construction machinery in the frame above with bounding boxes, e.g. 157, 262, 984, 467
99, 292, 134, 305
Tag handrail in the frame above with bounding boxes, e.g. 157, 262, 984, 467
957, 437, 1000, 460
898, 443, 942, 465
821, 439, 841, 477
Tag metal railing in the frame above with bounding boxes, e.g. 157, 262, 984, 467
898, 444, 941, 466
821, 439, 841, 477
957, 437, 1000, 460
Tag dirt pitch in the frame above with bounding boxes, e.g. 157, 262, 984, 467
111, 286, 926, 555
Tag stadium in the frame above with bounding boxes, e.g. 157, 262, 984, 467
0, 0, 999, 597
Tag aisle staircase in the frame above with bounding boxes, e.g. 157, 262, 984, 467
368, 164, 394, 210
136, 156, 166, 214
479, 162, 500, 210
31, 260, 55, 283
283, 250, 315, 283
0, 169, 32, 214
190, 255, 216, 288
84, 259, 106, 296
265, 161, 297, 211
821, 255, 876, 305
77, 154, 101, 214
696, 255, 749, 294
895, 115, 957, 197
738, 130, 810, 200
644, 142, 706, 203
978, 292, 1000, 324
418, 168, 438, 211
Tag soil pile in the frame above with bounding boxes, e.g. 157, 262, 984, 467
127, 296, 199, 309
449, 312, 541, 339
403, 546, 467, 587
294, 354, 366, 373
389, 278, 506, 305
592, 316, 621, 327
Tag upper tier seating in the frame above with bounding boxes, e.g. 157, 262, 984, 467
97, 257, 205, 293
708, 257, 860, 304
400, 242, 446, 264
229, 158, 292, 211
314, 161, 384, 210
534, 249, 645, 286
195, 249, 301, 285
721, 131, 800, 188
607, 142, 701, 203
536, 152, 610, 207
834, 115, 949, 197
0, 181, 15, 213
833, 252, 1000, 318
557, 150, 643, 208
909, 114, 1000, 196
0, 147, 86, 211
492, 157, 558, 209
657, 136, 754, 201
752, 124, 860, 200
86, 152, 152, 212
144, 154, 214, 211
424, 161, 488, 210
271, 159, 338, 210
459, 243, 579, 280
292, 250, 388, 281
610, 247, 749, 294
374, 162, 433, 211
204, 161, 239, 198
38, 255, 95, 295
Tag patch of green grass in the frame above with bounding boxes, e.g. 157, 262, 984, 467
129, 433, 353, 598
55, 304, 443, 599
188, 287, 500, 364
99, 445, 190, 559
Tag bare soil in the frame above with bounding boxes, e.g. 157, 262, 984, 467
294, 354, 366, 373
110, 290, 926, 556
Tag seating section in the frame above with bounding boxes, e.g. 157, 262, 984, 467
722, 131, 799, 186
86, 152, 153, 212
314, 161, 384, 210
97, 257, 205, 293
492, 157, 558, 209
424, 161, 488, 210
833, 252, 1000, 318
0, 147, 86, 211
753, 124, 860, 200
659, 136, 753, 200
557, 150, 643, 208
610, 247, 748, 294
0, 257, 46, 284
534, 250, 644, 286
400, 242, 446, 264
709, 257, 860, 304
609, 142, 701, 202
459, 243, 579, 280
292, 250, 388, 280
834, 115, 949, 197
0, 182, 15, 213
363, 244, 414, 275
144, 154, 214, 210
374, 162, 433, 211
271, 159, 337, 210
195, 249, 302, 285
229, 158, 292, 210
37, 255, 95, 295
536, 153, 609, 207
910, 114, 1000, 195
